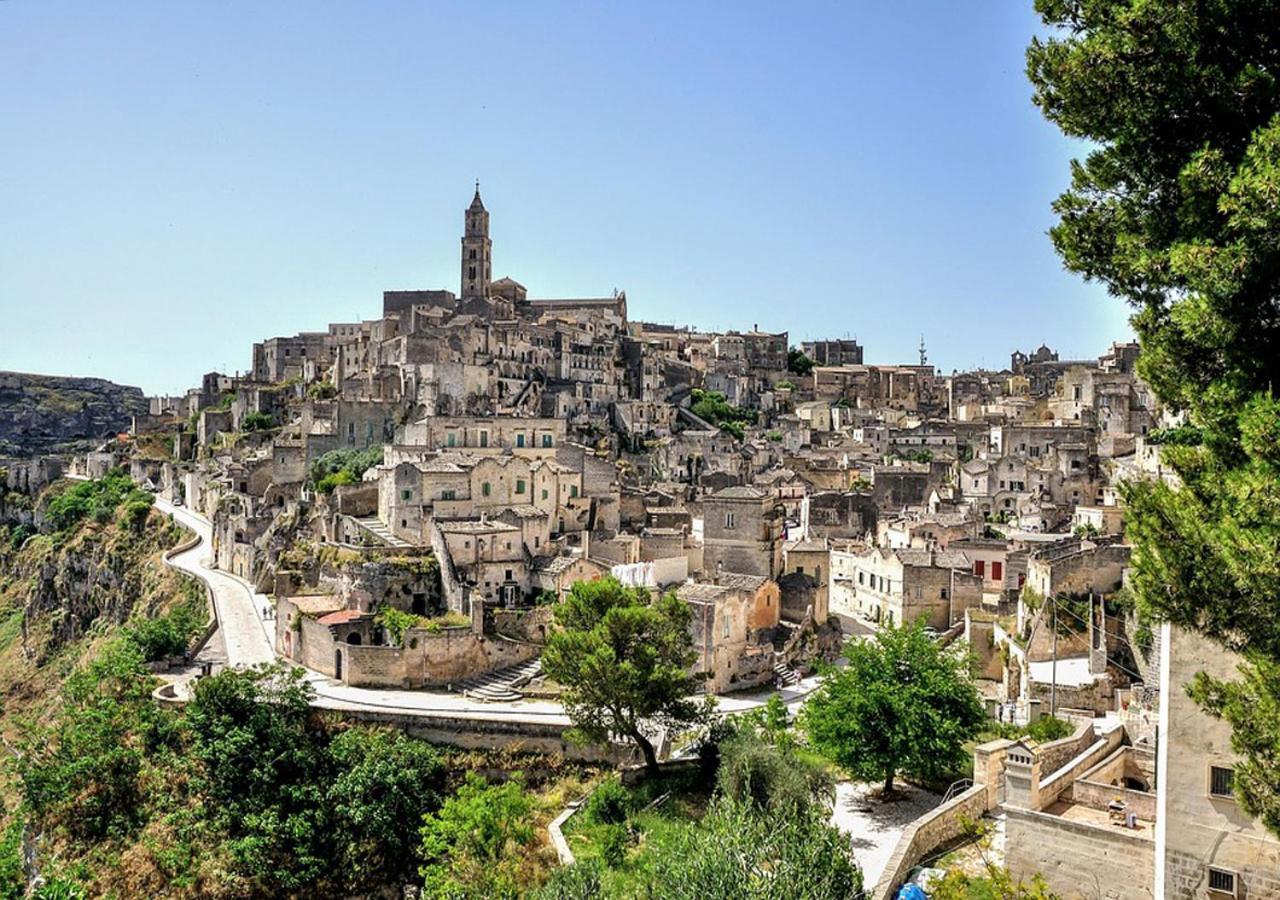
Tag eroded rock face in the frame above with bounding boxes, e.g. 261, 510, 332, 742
0, 371, 148, 456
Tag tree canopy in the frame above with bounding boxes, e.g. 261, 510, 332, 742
802, 622, 984, 794
541, 577, 706, 770
1028, 0, 1280, 834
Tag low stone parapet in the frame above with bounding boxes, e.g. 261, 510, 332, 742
873, 783, 990, 900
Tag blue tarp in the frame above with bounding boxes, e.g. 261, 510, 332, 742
896, 883, 928, 900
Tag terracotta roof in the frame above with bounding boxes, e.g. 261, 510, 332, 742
318, 609, 367, 626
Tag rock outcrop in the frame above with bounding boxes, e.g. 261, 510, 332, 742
0, 371, 148, 456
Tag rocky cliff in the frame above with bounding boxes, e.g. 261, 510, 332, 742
0, 371, 148, 456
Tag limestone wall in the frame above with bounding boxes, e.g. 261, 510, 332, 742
341, 629, 541, 689
1039, 727, 1124, 808
1005, 807, 1154, 900
1070, 780, 1156, 822
315, 706, 630, 764
1037, 720, 1098, 777
874, 784, 991, 900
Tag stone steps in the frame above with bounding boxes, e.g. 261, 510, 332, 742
461, 658, 543, 703
353, 516, 412, 549
773, 661, 800, 688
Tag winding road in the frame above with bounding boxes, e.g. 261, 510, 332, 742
154, 497, 821, 724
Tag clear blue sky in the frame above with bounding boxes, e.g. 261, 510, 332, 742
0, 1, 1129, 395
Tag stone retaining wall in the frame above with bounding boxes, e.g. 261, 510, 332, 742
874, 784, 991, 900
1005, 806, 1154, 900
313, 706, 630, 764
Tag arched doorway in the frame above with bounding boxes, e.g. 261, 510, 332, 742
334, 649, 343, 680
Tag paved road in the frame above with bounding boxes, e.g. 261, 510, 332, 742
154, 498, 819, 724
161, 500, 275, 668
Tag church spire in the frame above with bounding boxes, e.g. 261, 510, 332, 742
461, 183, 492, 300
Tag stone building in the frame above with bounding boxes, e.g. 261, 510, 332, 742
1156, 625, 1280, 898
677, 574, 781, 693
801, 338, 864, 367
830, 546, 981, 630
700, 485, 785, 580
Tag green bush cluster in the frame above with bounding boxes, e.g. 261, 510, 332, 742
123, 580, 207, 662
311, 446, 383, 494
689, 389, 756, 441
240, 411, 276, 431
44, 469, 153, 533
16, 655, 448, 896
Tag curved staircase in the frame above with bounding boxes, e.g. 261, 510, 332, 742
460, 658, 543, 702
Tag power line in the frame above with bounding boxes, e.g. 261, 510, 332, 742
1048, 596, 1149, 681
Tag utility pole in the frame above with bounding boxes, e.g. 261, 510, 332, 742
1050, 593, 1058, 718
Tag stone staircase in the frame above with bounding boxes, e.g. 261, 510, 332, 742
773, 660, 801, 688
460, 658, 543, 702
352, 516, 412, 549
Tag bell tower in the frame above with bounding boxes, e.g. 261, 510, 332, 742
461, 181, 491, 301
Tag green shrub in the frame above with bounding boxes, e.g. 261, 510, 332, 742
583, 778, 633, 826
44, 469, 153, 533
530, 858, 604, 900
598, 823, 630, 869
316, 470, 356, 494
242, 411, 275, 431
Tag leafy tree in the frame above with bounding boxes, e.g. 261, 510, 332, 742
185, 664, 328, 890
541, 577, 706, 771
802, 622, 984, 794
17, 641, 160, 845
642, 798, 862, 899
375, 604, 422, 646
417, 773, 535, 899
1028, 0, 1280, 833
326, 727, 446, 887
787, 348, 815, 376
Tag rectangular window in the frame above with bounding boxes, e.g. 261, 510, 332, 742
541, 489, 549, 500
446, 432, 456, 447
479, 431, 488, 448
570, 485, 579, 498
482, 482, 491, 497
516, 433, 526, 448
992, 561, 1003, 582
516, 479, 526, 494
401, 490, 411, 500
974, 560, 985, 578
542, 434, 553, 447
441, 489, 456, 500
725, 512, 736, 529
1209, 766, 1235, 799
1207, 869, 1236, 896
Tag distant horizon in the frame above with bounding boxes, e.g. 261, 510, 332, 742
0, 2, 1132, 395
